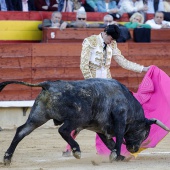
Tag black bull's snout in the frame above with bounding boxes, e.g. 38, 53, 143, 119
125, 118, 170, 154
126, 145, 140, 153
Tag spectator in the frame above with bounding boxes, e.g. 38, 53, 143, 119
146, 0, 170, 21
58, 0, 85, 12
85, 0, 98, 12
34, 0, 58, 11
100, 14, 118, 26
96, 0, 121, 19
73, 0, 85, 12
38, 11, 67, 30
145, 11, 170, 28
13, 0, 35, 11
146, 0, 164, 13
124, 12, 151, 28
66, 10, 100, 28
99, 14, 131, 42
119, 0, 148, 19
0, 0, 14, 11
67, 10, 88, 28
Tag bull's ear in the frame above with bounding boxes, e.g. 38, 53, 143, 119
145, 118, 156, 126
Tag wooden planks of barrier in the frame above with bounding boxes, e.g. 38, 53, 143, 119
0, 42, 170, 100
43, 28, 170, 43
0, 44, 32, 100
42, 28, 102, 43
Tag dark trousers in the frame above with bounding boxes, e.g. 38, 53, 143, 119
82, 2, 95, 12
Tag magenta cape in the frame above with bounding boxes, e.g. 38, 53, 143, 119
96, 65, 170, 156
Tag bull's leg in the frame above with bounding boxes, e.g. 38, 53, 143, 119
4, 119, 47, 165
114, 132, 125, 161
97, 133, 116, 151
97, 132, 125, 162
58, 121, 81, 159
96, 133, 118, 162
112, 113, 126, 161
62, 129, 80, 157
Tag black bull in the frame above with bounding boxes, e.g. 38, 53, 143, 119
1, 78, 169, 165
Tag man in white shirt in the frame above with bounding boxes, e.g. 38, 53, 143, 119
145, 11, 170, 29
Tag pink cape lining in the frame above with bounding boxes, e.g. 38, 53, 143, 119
96, 65, 170, 156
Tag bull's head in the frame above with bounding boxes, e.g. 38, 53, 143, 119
124, 118, 170, 153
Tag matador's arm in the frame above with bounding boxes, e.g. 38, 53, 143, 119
80, 39, 93, 79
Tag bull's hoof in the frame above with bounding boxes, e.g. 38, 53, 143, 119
73, 151, 81, 159
72, 147, 81, 159
109, 151, 117, 163
115, 155, 125, 161
109, 152, 125, 162
4, 152, 12, 166
4, 158, 11, 166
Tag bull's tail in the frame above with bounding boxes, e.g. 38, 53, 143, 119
0, 81, 47, 92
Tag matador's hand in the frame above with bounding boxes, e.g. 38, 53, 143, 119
142, 66, 150, 72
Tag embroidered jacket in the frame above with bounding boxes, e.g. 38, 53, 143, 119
80, 34, 144, 79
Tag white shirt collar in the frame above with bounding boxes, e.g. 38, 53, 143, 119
99, 33, 105, 47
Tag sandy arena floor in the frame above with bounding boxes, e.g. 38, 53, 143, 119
0, 127, 170, 170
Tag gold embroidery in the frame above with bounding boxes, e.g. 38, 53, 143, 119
112, 54, 143, 73
107, 51, 111, 56
86, 35, 98, 48
110, 40, 116, 49
96, 51, 102, 55
80, 39, 92, 79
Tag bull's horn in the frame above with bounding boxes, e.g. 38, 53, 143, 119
150, 118, 170, 131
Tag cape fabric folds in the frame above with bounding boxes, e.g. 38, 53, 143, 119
96, 65, 170, 156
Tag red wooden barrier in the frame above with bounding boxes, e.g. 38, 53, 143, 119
42, 28, 170, 43
0, 42, 170, 101
0, 11, 130, 21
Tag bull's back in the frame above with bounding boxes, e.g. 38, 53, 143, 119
35, 79, 143, 122
34, 79, 119, 120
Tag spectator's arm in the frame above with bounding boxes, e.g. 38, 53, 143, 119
34, 0, 46, 11
60, 22, 68, 30
145, 20, 162, 29
48, 2, 58, 11
42, 19, 52, 28
124, 22, 139, 29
